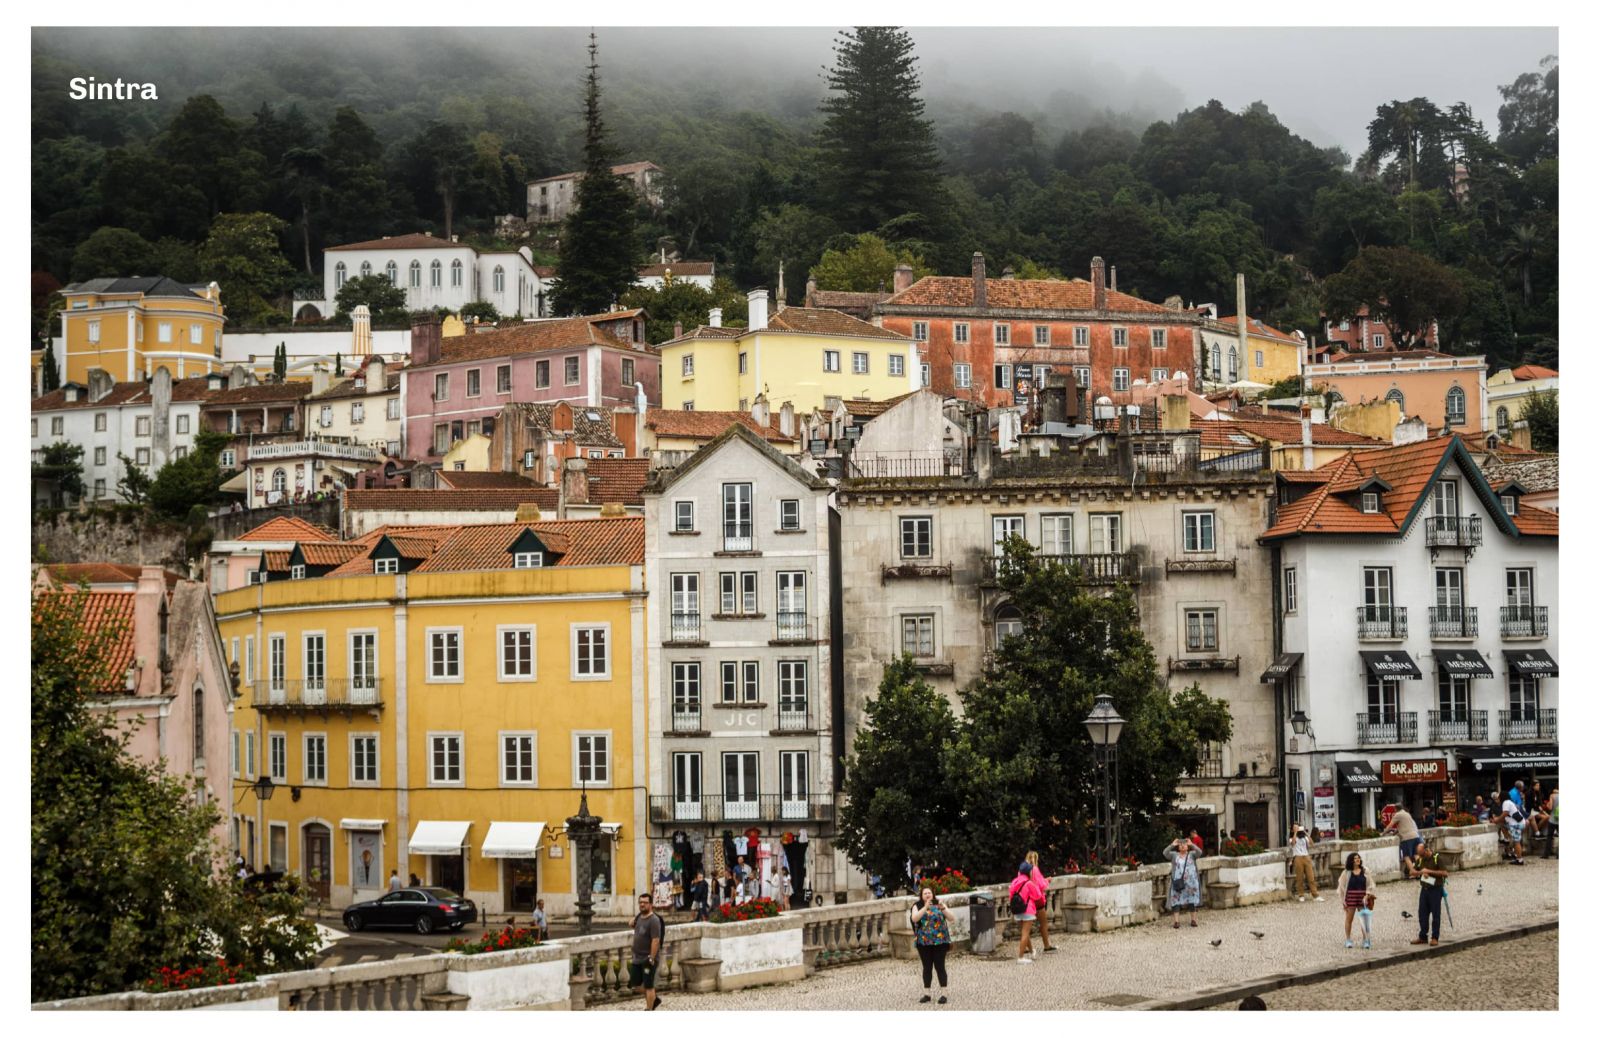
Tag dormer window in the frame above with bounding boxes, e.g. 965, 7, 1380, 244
290, 564, 306, 580
513, 552, 543, 569
1501, 494, 1518, 516
1361, 492, 1381, 514
374, 558, 399, 575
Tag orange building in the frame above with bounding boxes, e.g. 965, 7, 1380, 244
1306, 351, 1488, 433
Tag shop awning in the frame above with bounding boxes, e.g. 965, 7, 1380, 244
1337, 760, 1384, 790
1435, 649, 1493, 678
1462, 746, 1559, 770
1260, 652, 1303, 683
408, 820, 471, 855
482, 822, 546, 859
339, 818, 387, 831
1360, 650, 1422, 680
1505, 649, 1558, 677
219, 469, 250, 494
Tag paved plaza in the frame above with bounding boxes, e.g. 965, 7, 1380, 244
598, 857, 1558, 1011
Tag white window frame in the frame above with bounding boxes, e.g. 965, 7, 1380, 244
852, 351, 869, 374
1283, 567, 1298, 615
1152, 367, 1169, 381
674, 500, 695, 532
87, 318, 101, 343
374, 557, 399, 575
901, 614, 936, 658
158, 321, 172, 343
244, 731, 256, 779
1152, 328, 1167, 349
513, 551, 542, 569
1041, 513, 1074, 556
1072, 326, 1088, 347
994, 322, 1010, 345
779, 499, 801, 531
175, 414, 189, 434
681, 354, 695, 377
465, 368, 481, 397
1113, 367, 1130, 391
912, 321, 928, 341
1035, 325, 1052, 346
135, 415, 151, 437
268, 732, 287, 782
302, 733, 328, 786
889, 353, 906, 377
565, 356, 581, 385
1112, 327, 1128, 348
571, 623, 612, 680
573, 731, 612, 787
500, 731, 538, 787
498, 625, 538, 682
350, 733, 380, 786
428, 732, 464, 787
426, 627, 464, 683
954, 363, 971, 388
1185, 608, 1220, 653
268, 633, 286, 695
901, 516, 933, 559
1182, 511, 1216, 553
953, 323, 970, 344
823, 350, 841, 373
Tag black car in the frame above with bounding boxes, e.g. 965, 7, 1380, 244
343, 887, 478, 934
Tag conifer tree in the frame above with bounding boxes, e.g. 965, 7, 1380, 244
551, 35, 640, 317
40, 340, 61, 392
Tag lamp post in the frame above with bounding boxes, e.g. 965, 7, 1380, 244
1083, 693, 1126, 865
565, 788, 604, 936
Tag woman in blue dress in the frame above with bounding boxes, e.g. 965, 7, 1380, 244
1165, 836, 1202, 928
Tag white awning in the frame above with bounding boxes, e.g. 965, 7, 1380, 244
482, 822, 546, 859
409, 820, 471, 855
340, 818, 387, 831
219, 469, 250, 493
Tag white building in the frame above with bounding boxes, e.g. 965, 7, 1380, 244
527, 161, 664, 225
303, 355, 403, 458
1263, 434, 1558, 837
300, 233, 551, 321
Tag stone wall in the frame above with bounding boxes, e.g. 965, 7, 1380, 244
32, 508, 192, 571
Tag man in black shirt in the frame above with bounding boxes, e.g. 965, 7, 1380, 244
629, 893, 665, 1010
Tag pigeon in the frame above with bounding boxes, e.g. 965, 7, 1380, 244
1477, 884, 1484, 896
1250, 931, 1265, 940
1210, 938, 1223, 948
1401, 910, 1413, 919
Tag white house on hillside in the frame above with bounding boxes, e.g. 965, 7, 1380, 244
296, 233, 550, 322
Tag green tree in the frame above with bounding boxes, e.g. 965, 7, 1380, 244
620, 277, 749, 343
751, 204, 838, 302
115, 452, 152, 504
198, 211, 294, 326
1322, 246, 1466, 350
32, 441, 84, 506
815, 27, 947, 235
1520, 388, 1558, 452
69, 227, 156, 282
146, 430, 228, 519
323, 107, 392, 244
459, 301, 501, 324
39, 340, 61, 392
1309, 179, 1404, 271
809, 233, 930, 293
1498, 223, 1542, 308
273, 343, 287, 382
550, 35, 640, 317
334, 273, 409, 321
1497, 57, 1558, 167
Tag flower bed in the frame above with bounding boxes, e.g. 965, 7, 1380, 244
921, 869, 972, 895
143, 960, 254, 992
711, 897, 783, 923
1220, 837, 1266, 857
447, 925, 542, 955
1442, 812, 1479, 828
1072, 853, 1141, 876
1341, 825, 1382, 840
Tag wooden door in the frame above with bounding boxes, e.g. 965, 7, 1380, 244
303, 824, 331, 900
1234, 802, 1270, 848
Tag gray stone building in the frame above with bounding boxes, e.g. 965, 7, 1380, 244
642, 425, 842, 902
836, 418, 1283, 870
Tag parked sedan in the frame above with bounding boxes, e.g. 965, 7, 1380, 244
342, 887, 478, 934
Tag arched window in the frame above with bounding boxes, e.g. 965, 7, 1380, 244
385, 261, 398, 284
1445, 386, 1467, 426
334, 262, 347, 288
272, 468, 288, 493
430, 260, 442, 287
1385, 388, 1405, 411
409, 260, 422, 287
1226, 345, 1238, 382
451, 259, 463, 286
193, 684, 205, 764
994, 604, 1024, 647
1496, 406, 1510, 435
1209, 343, 1221, 381
360, 261, 372, 278
493, 265, 505, 293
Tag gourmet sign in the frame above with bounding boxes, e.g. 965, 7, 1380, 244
1381, 759, 1447, 784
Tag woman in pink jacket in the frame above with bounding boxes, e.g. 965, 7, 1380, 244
1008, 862, 1045, 963
1024, 851, 1056, 952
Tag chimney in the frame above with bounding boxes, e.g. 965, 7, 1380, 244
87, 367, 114, 402
353, 304, 372, 356
1301, 403, 1315, 470
366, 355, 386, 395
779, 401, 795, 437
709, 307, 723, 329
1109, 265, 1118, 294
514, 502, 542, 523
971, 253, 987, 309
777, 260, 786, 312
1001, 266, 1016, 280
410, 311, 442, 367
1091, 257, 1106, 311
673, 321, 683, 340
311, 368, 330, 395
747, 289, 769, 331
1162, 391, 1191, 432
228, 365, 252, 390
559, 457, 590, 517
805, 277, 817, 307
751, 393, 770, 428
974, 410, 993, 481
131, 566, 167, 696
1236, 273, 1249, 372
893, 264, 914, 294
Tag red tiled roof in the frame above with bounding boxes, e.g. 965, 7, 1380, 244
1512, 503, 1559, 536
327, 233, 474, 252
433, 471, 541, 490
1510, 364, 1558, 380
1221, 418, 1387, 447
260, 550, 292, 573
38, 590, 137, 683
885, 276, 1180, 316
1216, 314, 1300, 342
840, 392, 917, 418
638, 263, 714, 278
765, 307, 909, 340
237, 516, 340, 542
343, 487, 559, 512
307, 372, 401, 401
413, 518, 642, 572
203, 383, 314, 406
582, 458, 650, 505
33, 382, 150, 412
1277, 469, 1333, 483
38, 563, 184, 589
296, 542, 365, 566
646, 409, 796, 443
409, 316, 646, 369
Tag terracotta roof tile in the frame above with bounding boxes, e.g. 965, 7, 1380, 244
203, 383, 314, 406
409, 316, 650, 369
326, 233, 474, 252
307, 372, 401, 401
1511, 364, 1558, 380
296, 542, 366, 566
1222, 417, 1387, 447
1512, 503, 1559, 536
1482, 454, 1558, 493
646, 408, 797, 443
841, 391, 917, 418
260, 550, 292, 572
765, 307, 909, 340
884, 276, 1179, 316
412, 518, 642, 572
343, 487, 559, 512
433, 471, 541, 490
38, 590, 137, 683
238, 516, 340, 542
38, 563, 184, 589
33, 382, 150, 412
582, 458, 650, 505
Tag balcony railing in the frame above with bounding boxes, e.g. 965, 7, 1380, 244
246, 440, 380, 462
1428, 709, 1488, 743
776, 699, 812, 731
1356, 606, 1408, 640
1357, 711, 1418, 745
252, 678, 383, 711
1424, 515, 1483, 549
772, 612, 814, 643
722, 529, 754, 553
667, 612, 703, 644
1428, 606, 1478, 639
671, 703, 703, 732
648, 794, 835, 825
1500, 605, 1549, 639
981, 552, 1140, 585
1500, 709, 1557, 741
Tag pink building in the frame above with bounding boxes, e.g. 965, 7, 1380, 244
401, 311, 659, 462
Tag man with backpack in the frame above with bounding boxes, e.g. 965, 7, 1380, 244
629, 893, 666, 1010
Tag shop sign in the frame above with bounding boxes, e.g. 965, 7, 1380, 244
1312, 786, 1336, 839
1382, 758, 1446, 784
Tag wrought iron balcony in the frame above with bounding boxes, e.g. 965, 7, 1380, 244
1500, 605, 1549, 639
776, 699, 813, 731
981, 552, 1140, 585
721, 529, 754, 553
772, 612, 816, 644
667, 612, 704, 644
1429, 709, 1488, 743
1500, 708, 1557, 741
670, 703, 703, 732
252, 678, 383, 712
1424, 515, 1483, 549
1428, 606, 1478, 639
1357, 711, 1418, 745
1356, 606, 1408, 640
648, 794, 835, 825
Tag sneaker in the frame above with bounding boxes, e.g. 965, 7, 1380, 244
919, 995, 932, 1003
1363, 939, 1372, 949
1017, 958, 1033, 965
1430, 939, 1439, 946
1345, 939, 1354, 948
1043, 946, 1058, 953
938, 996, 948, 1005
1313, 896, 1325, 902
1410, 938, 1428, 945
1298, 896, 1306, 902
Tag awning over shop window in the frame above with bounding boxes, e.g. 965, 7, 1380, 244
1260, 652, 1303, 683
1462, 746, 1558, 770
1435, 649, 1493, 678
482, 822, 546, 859
339, 818, 386, 831
1360, 650, 1421, 680
1504, 650, 1558, 677
1337, 760, 1384, 790
408, 820, 471, 855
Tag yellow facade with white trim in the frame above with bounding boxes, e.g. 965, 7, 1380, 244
662, 327, 918, 414
57, 281, 226, 384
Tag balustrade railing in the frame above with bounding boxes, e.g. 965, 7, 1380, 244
1356, 606, 1407, 640
252, 678, 383, 710
1500, 605, 1549, 638
1500, 708, 1557, 741
1428, 606, 1478, 639
668, 612, 703, 643
671, 703, 703, 732
802, 902, 896, 969
1429, 709, 1488, 743
567, 930, 688, 1005
648, 794, 834, 824
1357, 711, 1418, 745
1425, 515, 1483, 548
982, 552, 1139, 584
773, 612, 814, 642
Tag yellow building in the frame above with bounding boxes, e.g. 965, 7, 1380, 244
214, 517, 647, 921
1198, 316, 1304, 389
660, 294, 916, 414
56, 276, 226, 384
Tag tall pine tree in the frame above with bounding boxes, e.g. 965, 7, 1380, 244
40, 340, 61, 392
816, 27, 947, 236
551, 35, 640, 317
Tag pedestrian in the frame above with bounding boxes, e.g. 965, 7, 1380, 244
408, 872, 421, 887
1542, 788, 1559, 859
388, 869, 401, 892
1165, 836, 1202, 928
1337, 851, 1371, 949
1497, 793, 1526, 864
909, 886, 952, 1004
532, 899, 548, 940
690, 871, 710, 922
1509, 780, 1526, 813
1408, 840, 1449, 947
1471, 795, 1491, 823
1289, 824, 1324, 902
628, 893, 665, 1011
779, 866, 794, 909
1008, 862, 1044, 963
1419, 802, 1437, 828
1383, 801, 1421, 875
1024, 850, 1056, 952
1188, 829, 1205, 853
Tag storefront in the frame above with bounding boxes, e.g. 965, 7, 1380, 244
409, 820, 471, 894
1459, 746, 1559, 810
1378, 756, 1452, 821
482, 822, 545, 913
1335, 760, 1382, 833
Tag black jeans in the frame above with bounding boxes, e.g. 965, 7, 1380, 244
917, 943, 949, 988
1417, 884, 1444, 940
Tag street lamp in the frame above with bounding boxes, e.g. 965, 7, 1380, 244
1083, 693, 1126, 864
1290, 709, 1312, 737
565, 788, 604, 936
251, 775, 276, 801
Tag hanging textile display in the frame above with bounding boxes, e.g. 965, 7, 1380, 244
652, 841, 674, 907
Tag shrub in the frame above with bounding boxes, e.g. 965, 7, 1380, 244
446, 925, 541, 955
1340, 825, 1383, 840
710, 897, 783, 923
1220, 837, 1266, 857
921, 869, 972, 895
1442, 812, 1479, 828
143, 959, 253, 992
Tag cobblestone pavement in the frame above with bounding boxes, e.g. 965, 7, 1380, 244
597, 857, 1558, 1011
1202, 929, 1557, 1010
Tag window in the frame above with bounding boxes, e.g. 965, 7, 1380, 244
374, 557, 399, 575
912, 321, 928, 341
779, 499, 801, 530
1152, 367, 1169, 381
1030, 325, 1050, 347
954, 363, 971, 388
512, 550, 542, 569
718, 572, 758, 615
1445, 386, 1467, 426
348, 401, 364, 425
303, 734, 327, 784
718, 661, 760, 704
674, 501, 695, 532
290, 564, 306, 580
245, 636, 255, 684
1434, 479, 1459, 520
433, 373, 449, 400
360, 261, 372, 278
1041, 514, 1073, 555
1185, 609, 1219, 652
1089, 513, 1123, 553
1283, 567, 1298, 614
778, 664, 807, 726
723, 752, 759, 815
902, 615, 935, 657
502, 733, 537, 786
266, 634, 287, 694
672, 753, 702, 812
352, 735, 379, 785
409, 260, 421, 288
673, 663, 702, 716
93, 479, 106, 498
431, 260, 442, 287
575, 733, 610, 785
319, 405, 333, 428
221, 448, 236, 467
1362, 567, 1394, 619
1373, 333, 1386, 349
1496, 406, 1510, 435
722, 482, 753, 550
1505, 568, 1533, 612
889, 354, 905, 377
1501, 494, 1518, 516
573, 625, 610, 678
348, 632, 377, 697
466, 369, 480, 397
681, 354, 695, 377
852, 351, 869, 374
992, 514, 1024, 555
384, 261, 397, 284
86, 317, 104, 344
244, 731, 256, 778
564, 356, 580, 384
893, 515, 933, 559
1113, 367, 1130, 391
1254, 350, 1264, 368
1112, 327, 1128, 348
135, 415, 151, 437
1365, 672, 1399, 722
268, 733, 286, 782
93, 446, 106, 466
429, 734, 463, 785
428, 628, 462, 681
995, 364, 1012, 389
1074, 366, 1091, 391
491, 364, 512, 395
301, 633, 325, 693
682, 400, 694, 411
921, 363, 931, 386
232, 731, 239, 777
953, 323, 970, 344
451, 259, 463, 286
776, 571, 806, 631
499, 626, 536, 680
1152, 328, 1167, 349
1226, 345, 1238, 382
1183, 511, 1216, 553
1361, 492, 1381, 514
535, 360, 550, 388
823, 350, 841, 373
493, 266, 505, 293
335, 262, 347, 288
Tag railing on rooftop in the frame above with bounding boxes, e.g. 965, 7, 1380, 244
247, 440, 380, 462
846, 452, 967, 479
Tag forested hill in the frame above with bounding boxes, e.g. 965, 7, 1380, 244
31, 29, 1557, 369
